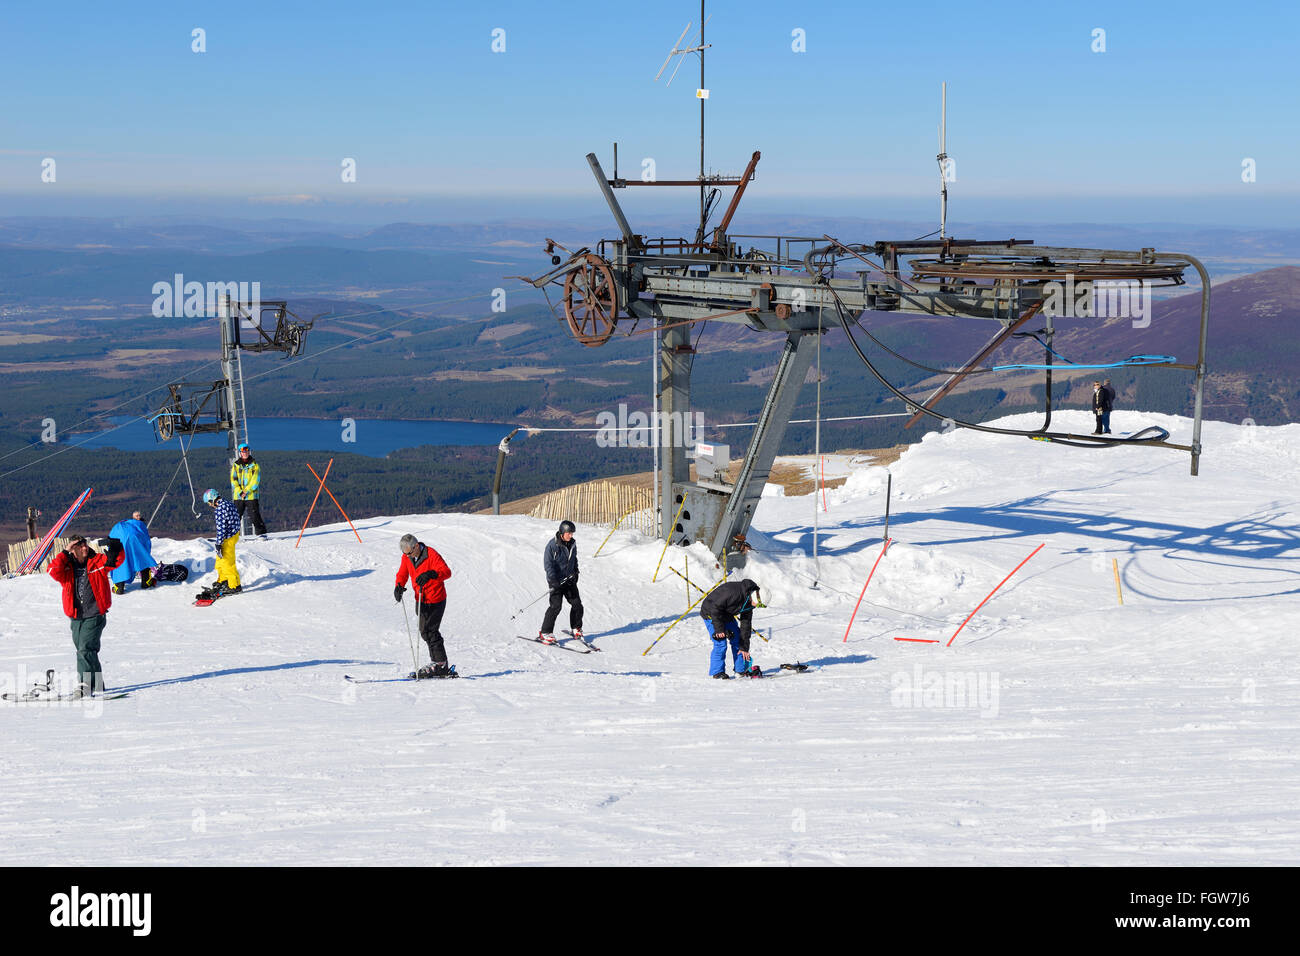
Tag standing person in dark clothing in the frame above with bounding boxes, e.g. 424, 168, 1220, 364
539, 520, 583, 645
1101, 379, 1116, 434
700, 578, 764, 679
230, 442, 268, 539
394, 533, 456, 678
48, 535, 125, 697
1091, 380, 1113, 435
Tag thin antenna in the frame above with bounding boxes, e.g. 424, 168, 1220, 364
655, 2, 713, 237
937, 81, 949, 240
655, 22, 693, 84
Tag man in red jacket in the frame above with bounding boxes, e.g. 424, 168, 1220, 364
394, 533, 455, 678
48, 534, 125, 696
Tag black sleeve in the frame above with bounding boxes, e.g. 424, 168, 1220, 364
737, 608, 753, 651
543, 542, 558, 584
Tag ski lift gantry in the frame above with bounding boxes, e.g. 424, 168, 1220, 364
149, 298, 315, 453
519, 151, 1211, 566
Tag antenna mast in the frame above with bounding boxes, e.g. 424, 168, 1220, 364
655, 3, 713, 242
698, 0, 705, 234
938, 81, 949, 239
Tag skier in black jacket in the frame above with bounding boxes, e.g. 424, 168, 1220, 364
700, 578, 764, 679
539, 520, 583, 645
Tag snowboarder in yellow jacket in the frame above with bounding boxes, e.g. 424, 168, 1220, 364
229, 441, 268, 538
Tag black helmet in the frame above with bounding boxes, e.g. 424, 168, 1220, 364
558, 520, 576, 535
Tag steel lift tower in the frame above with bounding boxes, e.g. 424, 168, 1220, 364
518, 13, 1211, 567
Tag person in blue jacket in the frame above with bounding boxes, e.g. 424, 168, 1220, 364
109, 510, 158, 594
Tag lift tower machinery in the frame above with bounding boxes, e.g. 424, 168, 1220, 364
519, 146, 1211, 569
519, 11, 1209, 566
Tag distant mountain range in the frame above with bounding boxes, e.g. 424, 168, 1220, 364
0, 219, 1296, 452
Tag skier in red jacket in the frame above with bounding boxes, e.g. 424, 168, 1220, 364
394, 533, 455, 678
48, 534, 125, 696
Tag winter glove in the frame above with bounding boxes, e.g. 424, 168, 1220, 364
414, 570, 438, 589
394, 584, 406, 603
105, 537, 124, 563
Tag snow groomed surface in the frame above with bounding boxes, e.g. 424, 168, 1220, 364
2, 412, 1296, 865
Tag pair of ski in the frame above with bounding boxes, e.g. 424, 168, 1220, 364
344, 666, 459, 684
517, 630, 601, 654
2, 669, 130, 702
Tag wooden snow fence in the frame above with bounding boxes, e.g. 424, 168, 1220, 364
527, 481, 655, 537
5, 535, 77, 575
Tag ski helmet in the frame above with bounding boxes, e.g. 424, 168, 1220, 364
237, 441, 250, 453
203, 489, 218, 505
558, 520, 576, 535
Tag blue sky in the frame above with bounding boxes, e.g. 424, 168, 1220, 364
1, 0, 1296, 225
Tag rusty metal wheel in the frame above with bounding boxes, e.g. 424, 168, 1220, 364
156, 407, 176, 441
563, 253, 618, 346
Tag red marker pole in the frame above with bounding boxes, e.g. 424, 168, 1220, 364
305, 462, 362, 543
843, 537, 891, 642
947, 543, 1045, 647
296, 459, 334, 549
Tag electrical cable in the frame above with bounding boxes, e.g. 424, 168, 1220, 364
824, 282, 1172, 448
0, 288, 545, 481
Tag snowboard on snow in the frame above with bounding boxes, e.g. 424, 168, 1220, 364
194, 583, 242, 606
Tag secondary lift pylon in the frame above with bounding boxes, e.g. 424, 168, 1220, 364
150, 298, 315, 456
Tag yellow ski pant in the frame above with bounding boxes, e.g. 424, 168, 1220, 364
216, 534, 241, 588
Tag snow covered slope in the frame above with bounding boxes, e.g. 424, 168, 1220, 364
2, 411, 1297, 865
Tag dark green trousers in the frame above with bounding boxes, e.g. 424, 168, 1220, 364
70, 615, 106, 693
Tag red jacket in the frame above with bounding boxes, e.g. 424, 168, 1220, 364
49, 548, 124, 618
395, 543, 452, 605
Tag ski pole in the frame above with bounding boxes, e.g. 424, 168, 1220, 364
400, 595, 418, 675
508, 575, 572, 621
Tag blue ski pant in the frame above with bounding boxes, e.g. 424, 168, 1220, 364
705, 618, 746, 675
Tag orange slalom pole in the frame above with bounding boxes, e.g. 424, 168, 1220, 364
842, 537, 891, 642
947, 543, 1045, 647
296, 458, 334, 548
305, 462, 362, 543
